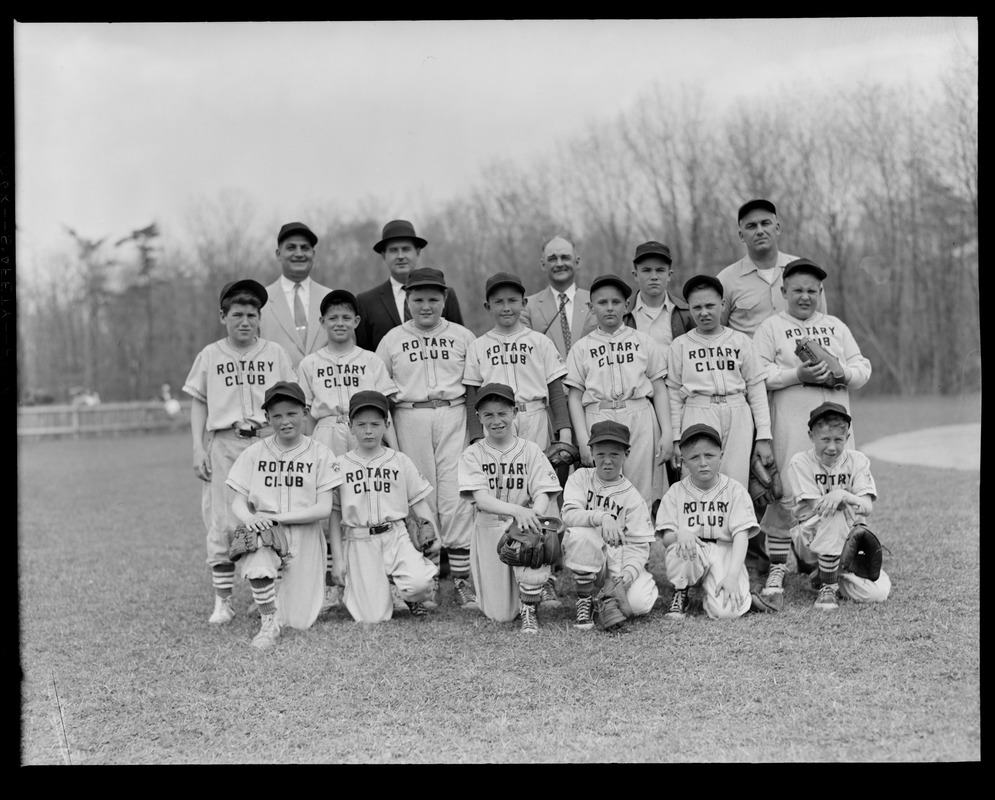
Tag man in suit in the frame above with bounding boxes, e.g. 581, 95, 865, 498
355, 219, 465, 352
258, 222, 332, 370
520, 234, 597, 359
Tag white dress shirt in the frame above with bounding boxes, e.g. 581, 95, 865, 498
280, 275, 312, 323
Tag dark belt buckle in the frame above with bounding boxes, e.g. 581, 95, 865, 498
369, 522, 391, 535
516, 401, 528, 412
236, 428, 257, 439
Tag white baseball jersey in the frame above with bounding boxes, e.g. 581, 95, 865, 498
298, 345, 398, 420
458, 436, 561, 506
564, 325, 667, 406
787, 448, 876, 525
375, 319, 477, 402
665, 327, 771, 438
561, 467, 655, 545
183, 338, 296, 430
463, 328, 567, 401
329, 448, 433, 529
655, 474, 759, 543
226, 434, 338, 514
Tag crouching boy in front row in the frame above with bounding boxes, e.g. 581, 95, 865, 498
655, 423, 758, 620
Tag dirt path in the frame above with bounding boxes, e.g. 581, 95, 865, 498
862, 423, 980, 471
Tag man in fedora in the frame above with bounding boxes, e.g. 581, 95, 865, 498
355, 219, 465, 352
259, 222, 332, 370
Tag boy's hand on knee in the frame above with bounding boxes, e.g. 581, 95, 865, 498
717, 573, 743, 610
600, 514, 626, 547
815, 489, 847, 517
674, 529, 697, 560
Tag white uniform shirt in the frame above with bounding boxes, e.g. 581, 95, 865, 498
786, 448, 877, 528
564, 325, 667, 406
655, 474, 759, 543
226, 434, 337, 513
458, 437, 561, 506
463, 328, 567, 401
298, 346, 398, 420
329, 447, 433, 528
375, 319, 476, 402
561, 468, 655, 545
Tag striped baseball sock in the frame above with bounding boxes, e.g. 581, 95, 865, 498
574, 571, 596, 597
518, 583, 542, 605
766, 533, 792, 565
818, 554, 840, 586
212, 563, 236, 598
249, 578, 277, 614
447, 548, 471, 581
325, 542, 334, 587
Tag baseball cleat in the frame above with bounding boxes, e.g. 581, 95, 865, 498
453, 577, 479, 610
389, 582, 409, 613
761, 563, 788, 596
815, 584, 839, 610
520, 603, 539, 634
539, 578, 563, 609
251, 613, 281, 650
665, 588, 689, 619
574, 596, 595, 630
209, 595, 235, 625
405, 601, 428, 618
322, 585, 342, 613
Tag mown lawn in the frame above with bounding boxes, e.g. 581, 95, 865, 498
17, 394, 980, 763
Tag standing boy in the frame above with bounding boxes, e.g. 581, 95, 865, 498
327, 391, 440, 622
560, 421, 660, 631
183, 280, 296, 624
655, 423, 759, 620
457, 383, 562, 632
226, 381, 338, 649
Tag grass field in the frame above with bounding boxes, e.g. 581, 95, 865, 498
18, 393, 980, 764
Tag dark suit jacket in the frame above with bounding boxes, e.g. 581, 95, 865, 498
355, 279, 465, 352
622, 291, 694, 344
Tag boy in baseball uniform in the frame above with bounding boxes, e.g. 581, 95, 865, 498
666, 274, 774, 492
560, 421, 660, 631
565, 274, 672, 512
374, 267, 478, 609
327, 391, 440, 622
297, 289, 399, 612
226, 381, 338, 649
753, 259, 871, 604
779, 402, 890, 610
457, 383, 562, 633
183, 279, 296, 625
655, 423, 758, 620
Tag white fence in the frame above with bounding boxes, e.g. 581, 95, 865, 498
17, 401, 191, 439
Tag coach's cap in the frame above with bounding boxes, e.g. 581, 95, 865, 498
349, 390, 390, 419
484, 272, 526, 299
682, 274, 724, 301
783, 258, 828, 282
588, 420, 631, 448
320, 289, 359, 316
373, 219, 428, 254
679, 423, 722, 449
633, 241, 673, 265
589, 273, 632, 300
474, 382, 516, 409
262, 381, 307, 411
808, 401, 852, 429
220, 279, 268, 308
404, 267, 448, 292
277, 221, 318, 247
737, 199, 777, 222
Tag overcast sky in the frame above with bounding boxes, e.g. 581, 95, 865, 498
14, 18, 977, 267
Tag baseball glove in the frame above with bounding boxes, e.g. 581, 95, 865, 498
496, 516, 565, 568
407, 516, 439, 555
795, 337, 846, 387
594, 574, 633, 630
748, 453, 783, 508
228, 522, 291, 563
544, 440, 580, 468
840, 523, 884, 581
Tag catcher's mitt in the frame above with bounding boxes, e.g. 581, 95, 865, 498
748, 453, 783, 508
407, 516, 439, 555
795, 337, 846, 387
545, 440, 580, 468
228, 522, 291, 563
840, 523, 884, 581
594, 574, 633, 630
496, 516, 565, 568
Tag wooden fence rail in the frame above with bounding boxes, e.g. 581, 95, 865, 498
17, 401, 192, 439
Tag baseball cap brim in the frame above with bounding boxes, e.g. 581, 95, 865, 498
589, 275, 632, 299
221, 279, 268, 308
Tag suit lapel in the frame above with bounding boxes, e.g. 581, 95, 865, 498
571, 289, 590, 338
268, 281, 300, 346
305, 282, 327, 354
377, 281, 402, 326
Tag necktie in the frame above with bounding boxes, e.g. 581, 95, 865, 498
294, 283, 307, 346
558, 292, 571, 353
402, 292, 412, 321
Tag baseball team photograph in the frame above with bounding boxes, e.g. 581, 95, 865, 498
15, 19, 978, 764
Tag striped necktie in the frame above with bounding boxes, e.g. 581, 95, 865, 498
558, 292, 571, 353
293, 283, 307, 346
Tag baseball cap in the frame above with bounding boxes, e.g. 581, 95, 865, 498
404, 267, 448, 292
783, 258, 828, 282
262, 381, 307, 411
633, 241, 673, 265
808, 401, 852, 429
474, 382, 516, 409
588, 420, 631, 448
220, 279, 268, 308
484, 272, 526, 299
349, 390, 390, 419
320, 289, 359, 316
737, 199, 777, 222
679, 423, 722, 449
373, 219, 428, 254
682, 274, 724, 301
589, 274, 632, 300
277, 222, 318, 247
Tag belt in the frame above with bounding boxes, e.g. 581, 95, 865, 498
369, 522, 393, 534
598, 398, 629, 410
235, 427, 259, 439
685, 393, 746, 407
802, 383, 847, 391
516, 398, 548, 412
395, 398, 465, 409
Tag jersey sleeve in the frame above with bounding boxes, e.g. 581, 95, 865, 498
643, 335, 668, 381
622, 488, 654, 542
457, 443, 490, 498
370, 354, 399, 398
374, 335, 395, 378
563, 340, 586, 390
399, 452, 433, 506
526, 444, 563, 499
561, 469, 599, 528
839, 322, 872, 389
225, 443, 257, 496
274, 343, 297, 383
666, 338, 686, 435
786, 452, 821, 502
654, 483, 681, 534
313, 441, 340, 494
297, 356, 316, 407
537, 335, 569, 382
726, 479, 760, 538
849, 452, 878, 500
182, 347, 210, 403
463, 340, 484, 387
